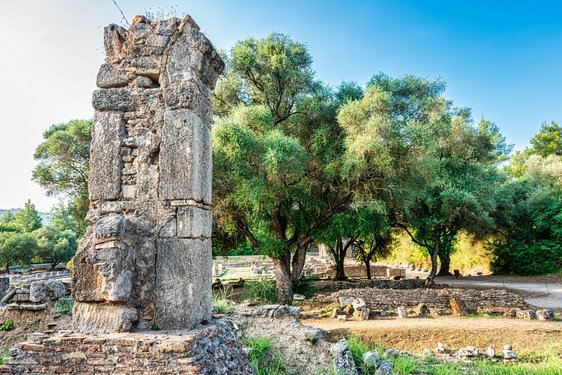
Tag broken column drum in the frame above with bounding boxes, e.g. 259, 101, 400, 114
72, 16, 224, 332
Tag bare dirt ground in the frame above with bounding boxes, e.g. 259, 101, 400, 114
304, 317, 562, 354
434, 275, 562, 309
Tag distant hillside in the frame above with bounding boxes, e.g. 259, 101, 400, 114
0, 209, 51, 225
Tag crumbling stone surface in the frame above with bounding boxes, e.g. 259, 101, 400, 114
29, 280, 67, 303
330, 339, 358, 375
72, 15, 224, 332
233, 304, 331, 375
1, 318, 253, 375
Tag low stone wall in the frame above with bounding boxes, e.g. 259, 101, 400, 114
316, 278, 425, 292
1, 319, 253, 375
318, 288, 528, 312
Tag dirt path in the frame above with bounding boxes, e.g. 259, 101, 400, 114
434, 275, 562, 309
303, 317, 562, 353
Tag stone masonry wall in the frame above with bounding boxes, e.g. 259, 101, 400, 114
72, 15, 224, 332
1, 319, 252, 375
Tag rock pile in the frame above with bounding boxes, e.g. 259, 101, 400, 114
1, 280, 69, 311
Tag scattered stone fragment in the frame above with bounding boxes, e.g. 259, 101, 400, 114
360, 307, 370, 320
293, 294, 306, 301
503, 344, 512, 351
338, 296, 355, 308
352, 298, 366, 311
342, 304, 355, 316
397, 306, 408, 318
330, 339, 359, 375
384, 348, 400, 358
536, 309, 554, 321
449, 296, 467, 316
457, 346, 478, 358
502, 350, 518, 359
362, 351, 381, 368
515, 309, 536, 319
436, 342, 446, 353
413, 303, 430, 317
486, 347, 496, 358
337, 314, 348, 321
375, 360, 394, 375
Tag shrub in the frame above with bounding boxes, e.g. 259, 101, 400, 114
54, 298, 74, 315
242, 279, 278, 303
212, 284, 235, 314
491, 240, 562, 275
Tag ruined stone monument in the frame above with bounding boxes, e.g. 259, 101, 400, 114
73, 14, 222, 332
2, 15, 253, 374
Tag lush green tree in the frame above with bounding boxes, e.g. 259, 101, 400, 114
12, 200, 42, 233
338, 74, 509, 285
0, 211, 19, 233
32, 119, 91, 234
316, 202, 389, 280
491, 155, 562, 274
213, 33, 353, 303
35, 226, 77, 269
0, 232, 38, 273
530, 121, 562, 157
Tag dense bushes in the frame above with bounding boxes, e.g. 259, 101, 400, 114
491, 240, 562, 275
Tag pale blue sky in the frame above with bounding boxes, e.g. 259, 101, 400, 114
1, 0, 561, 211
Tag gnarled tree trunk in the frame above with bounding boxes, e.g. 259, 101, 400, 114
437, 251, 452, 276
273, 237, 313, 304
425, 230, 441, 288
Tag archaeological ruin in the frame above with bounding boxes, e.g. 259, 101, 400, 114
72, 14, 222, 333
2, 15, 253, 374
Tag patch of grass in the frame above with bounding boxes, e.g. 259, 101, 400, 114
212, 284, 235, 314
54, 298, 74, 315
0, 349, 10, 365
0, 321, 14, 332
243, 337, 287, 375
242, 279, 278, 303
342, 335, 562, 375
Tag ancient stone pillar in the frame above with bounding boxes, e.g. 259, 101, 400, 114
72, 15, 224, 332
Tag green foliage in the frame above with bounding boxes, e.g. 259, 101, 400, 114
530, 121, 562, 157
54, 298, 74, 315
12, 200, 42, 233
35, 224, 77, 269
294, 278, 317, 299
344, 335, 562, 375
0, 321, 13, 331
213, 32, 350, 302
212, 284, 235, 314
0, 232, 38, 272
33, 119, 91, 235
491, 240, 561, 275
150, 324, 160, 331
242, 279, 278, 303
243, 337, 286, 375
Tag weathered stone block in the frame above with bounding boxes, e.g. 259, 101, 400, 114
97, 64, 131, 88
177, 206, 212, 238
159, 109, 212, 203
72, 302, 138, 333
29, 280, 67, 303
155, 238, 212, 329
89, 111, 125, 200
